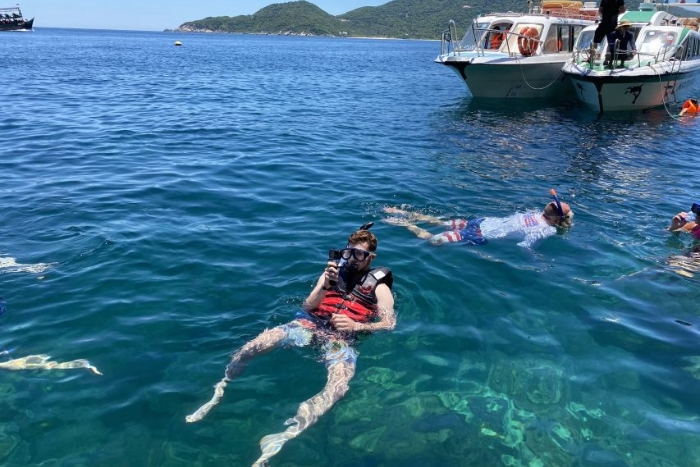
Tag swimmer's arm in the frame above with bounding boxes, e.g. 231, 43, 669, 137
303, 274, 328, 311
668, 213, 693, 232
303, 260, 340, 310
355, 284, 396, 332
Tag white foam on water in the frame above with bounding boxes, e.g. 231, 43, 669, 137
0, 257, 54, 274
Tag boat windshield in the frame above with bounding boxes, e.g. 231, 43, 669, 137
575, 29, 596, 50
458, 21, 490, 50
638, 29, 678, 56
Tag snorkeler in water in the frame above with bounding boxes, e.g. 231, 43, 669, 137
383, 189, 573, 249
186, 223, 396, 467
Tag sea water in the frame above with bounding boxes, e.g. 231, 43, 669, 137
1, 28, 699, 467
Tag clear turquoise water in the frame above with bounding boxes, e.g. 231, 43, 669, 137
1, 28, 699, 467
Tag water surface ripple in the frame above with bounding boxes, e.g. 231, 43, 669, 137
1, 28, 699, 467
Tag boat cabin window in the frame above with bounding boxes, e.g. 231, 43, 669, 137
543, 25, 579, 53
486, 23, 513, 50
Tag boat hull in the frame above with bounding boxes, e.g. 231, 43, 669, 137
0, 17, 33, 31
564, 62, 700, 112
441, 57, 574, 99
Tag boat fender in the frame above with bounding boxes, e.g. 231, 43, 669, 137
518, 27, 539, 56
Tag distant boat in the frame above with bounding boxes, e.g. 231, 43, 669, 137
435, 1, 597, 99
0, 5, 34, 32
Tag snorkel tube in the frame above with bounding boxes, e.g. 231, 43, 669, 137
550, 188, 565, 221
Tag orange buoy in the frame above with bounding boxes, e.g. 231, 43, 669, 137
518, 27, 539, 56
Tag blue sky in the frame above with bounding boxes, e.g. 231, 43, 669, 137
20, 0, 388, 31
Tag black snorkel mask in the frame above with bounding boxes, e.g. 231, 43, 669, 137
343, 222, 374, 272
691, 203, 700, 215
550, 188, 565, 221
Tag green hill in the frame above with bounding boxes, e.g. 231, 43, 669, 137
175, 0, 529, 39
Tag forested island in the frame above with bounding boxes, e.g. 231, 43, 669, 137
172, 0, 527, 40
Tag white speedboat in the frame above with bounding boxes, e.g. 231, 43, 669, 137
562, 1, 700, 112
435, 1, 597, 99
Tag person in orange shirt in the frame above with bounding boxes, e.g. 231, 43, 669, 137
490, 26, 505, 49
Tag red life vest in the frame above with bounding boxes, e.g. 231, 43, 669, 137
311, 267, 392, 323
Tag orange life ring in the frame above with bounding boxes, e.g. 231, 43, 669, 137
518, 27, 539, 56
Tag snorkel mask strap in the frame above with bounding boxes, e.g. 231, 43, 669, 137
550, 189, 565, 220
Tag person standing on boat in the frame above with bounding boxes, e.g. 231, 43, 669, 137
383, 191, 573, 249
185, 224, 396, 467
590, 0, 626, 60
606, 19, 637, 67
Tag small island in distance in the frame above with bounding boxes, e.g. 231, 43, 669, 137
168, 0, 525, 40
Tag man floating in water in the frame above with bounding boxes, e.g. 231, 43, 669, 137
186, 223, 396, 467
384, 190, 573, 249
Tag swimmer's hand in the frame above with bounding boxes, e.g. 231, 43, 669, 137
670, 212, 690, 231
324, 260, 339, 287
330, 314, 360, 333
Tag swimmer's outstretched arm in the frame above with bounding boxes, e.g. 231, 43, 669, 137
0, 354, 102, 375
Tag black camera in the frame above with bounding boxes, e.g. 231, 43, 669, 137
692, 203, 700, 215
328, 249, 343, 287
328, 249, 343, 261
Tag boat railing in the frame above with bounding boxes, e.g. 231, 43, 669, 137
573, 41, 686, 68
440, 20, 460, 56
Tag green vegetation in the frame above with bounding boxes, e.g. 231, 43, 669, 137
175, 0, 531, 39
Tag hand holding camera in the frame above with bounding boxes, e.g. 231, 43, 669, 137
326, 249, 343, 288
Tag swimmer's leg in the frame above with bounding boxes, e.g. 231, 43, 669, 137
428, 230, 464, 245
251, 359, 356, 467
382, 207, 444, 225
186, 326, 288, 423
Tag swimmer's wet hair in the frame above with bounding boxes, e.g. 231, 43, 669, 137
348, 229, 377, 252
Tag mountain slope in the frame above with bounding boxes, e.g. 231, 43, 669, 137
176, 0, 530, 39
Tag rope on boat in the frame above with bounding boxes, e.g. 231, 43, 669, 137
515, 54, 566, 91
